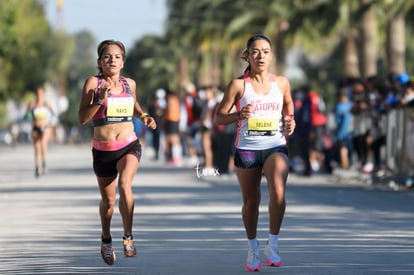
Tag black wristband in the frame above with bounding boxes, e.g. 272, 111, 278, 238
94, 100, 104, 106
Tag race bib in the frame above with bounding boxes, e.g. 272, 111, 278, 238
106, 97, 134, 122
247, 117, 278, 136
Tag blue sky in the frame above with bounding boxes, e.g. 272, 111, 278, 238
44, 0, 167, 49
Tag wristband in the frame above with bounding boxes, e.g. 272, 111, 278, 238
94, 100, 104, 106
140, 112, 149, 120
93, 93, 104, 106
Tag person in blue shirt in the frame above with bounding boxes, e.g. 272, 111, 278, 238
334, 88, 354, 169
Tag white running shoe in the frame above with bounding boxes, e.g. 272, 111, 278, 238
244, 240, 261, 271
265, 241, 281, 267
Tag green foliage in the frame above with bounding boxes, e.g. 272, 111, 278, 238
2, 0, 414, 132
0, 0, 50, 100
123, 35, 175, 100
59, 32, 97, 128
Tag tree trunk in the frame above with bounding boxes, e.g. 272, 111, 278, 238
386, 14, 405, 75
209, 43, 221, 86
360, 5, 377, 77
274, 20, 289, 75
178, 57, 190, 88
343, 31, 360, 77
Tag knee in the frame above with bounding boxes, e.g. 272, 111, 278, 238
101, 196, 116, 209
270, 195, 285, 207
243, 198, 260, 211
268, 188, 285, 206
118, 181, 133, 196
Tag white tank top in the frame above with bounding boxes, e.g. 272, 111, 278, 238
234, 73, 286, 150
32, 105, 52, 121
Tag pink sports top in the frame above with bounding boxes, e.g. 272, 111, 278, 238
234, 73, 286, 150
92, 76, 134, 127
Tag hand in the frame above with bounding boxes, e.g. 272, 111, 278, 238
142, 116, 157, 130
284, 115, 296, 136
239, 104, 252, 120
96, 79, 112, 101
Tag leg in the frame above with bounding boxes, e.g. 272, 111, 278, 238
97, 175, 117, 265
170, 133, 182, 165
117, 154, 139, 237
40, 127, 51, 173
32, 131, 42, 176
152, 130, 161, 159
237, 166, 263, 271
352, 135, 364, 166
262, 152, 288, 267
117, 153, 139, 257
263, 153, 289, 235
372, 135, 386, 170
201, 130, 213, 168
164, 134, 172, 161
236, 167, 263, 239
299, 129, 311, 175
97, 176, 118, 240
339, 145, 349, 169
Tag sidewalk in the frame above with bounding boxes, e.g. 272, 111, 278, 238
1, 144, 413, 274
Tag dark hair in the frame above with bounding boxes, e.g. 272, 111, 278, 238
242, 34, 272, 73
246, 34, 272, 49
97, 40, 126, 74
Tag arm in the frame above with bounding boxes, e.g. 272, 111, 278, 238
129, 78, 157, 130
78, 76, 102, 125
23, 103, 34, 120
278, 76, 296, 135
215, 78, 244, 125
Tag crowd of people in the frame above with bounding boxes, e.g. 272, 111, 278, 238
289, 72, 413, 177
139, 82, 239, 176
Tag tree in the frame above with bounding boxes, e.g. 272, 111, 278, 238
382, 0, 414, 75
0, 0, 52, 99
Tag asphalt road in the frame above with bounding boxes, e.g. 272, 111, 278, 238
1, 144, 413, 275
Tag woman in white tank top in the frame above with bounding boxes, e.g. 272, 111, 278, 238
25, 85, 54, 177
215, 34, 295, 271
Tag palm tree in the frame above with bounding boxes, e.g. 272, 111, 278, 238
223, 1, 294, 75
360, 1, 378, 77
382, 0, 414, 75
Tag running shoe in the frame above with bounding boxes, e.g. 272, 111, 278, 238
101, 242, 116, 265
244, 240, 261, 271
123, 236, 137, 257
264, 241, 281, 267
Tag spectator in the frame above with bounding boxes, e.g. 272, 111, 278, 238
211, 90, 237, 175
199, 85, 217, 170
351, 79, 373, 172
148, 93, 164, 160
334, 87, 354, 169
182, 83, 202, 165
297, 85, 328, 175
164, 88, 182, 165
